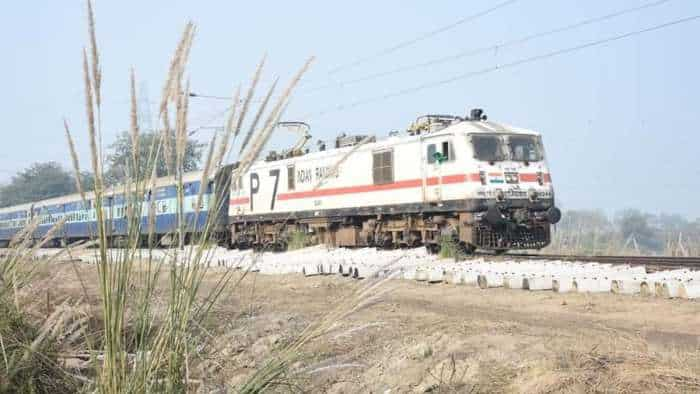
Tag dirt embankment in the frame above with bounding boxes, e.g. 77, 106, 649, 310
33, 263, 700, 393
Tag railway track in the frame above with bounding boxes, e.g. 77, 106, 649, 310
502, 253, 700, 271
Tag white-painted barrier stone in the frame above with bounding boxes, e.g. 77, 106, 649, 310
598, 278, 612, 293
402, 268, 417, 281
653, 281, 664, 297
640, 281, 655, 297
552, 277, 575, 293
504, 275, 525, 289
353, 266, 376, 280
444, 270, 463, 285
574, 278, 608, 293
615, 279, 642, 295
463, 271, 479, 286
680, 280, 700, 299
324, 263, 338, 275
477, 273, 503, 289
302, 264, 319, 276
525, 275, 553, 291
661, 281, 683, 298
427, 268, 444, 283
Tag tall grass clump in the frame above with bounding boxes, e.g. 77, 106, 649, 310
55, 1, 319, 392
0, 219, 87, 393
438, 234, 459, 259
286, 230, 311, 251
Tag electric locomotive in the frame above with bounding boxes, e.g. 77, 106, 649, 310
226, 109, 561, 253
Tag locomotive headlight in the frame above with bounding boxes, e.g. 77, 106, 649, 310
479, 171, 487, 185
527, 189, 538, 202
536, 171, 544, 186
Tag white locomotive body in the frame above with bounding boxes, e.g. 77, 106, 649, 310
226, 110, 561, 252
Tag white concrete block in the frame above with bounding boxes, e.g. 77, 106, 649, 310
680, 281, 700, 299
323, 263, 338, 275
525, 275, 553, 291
462, 271, 479, 286
477, 273, 503, 289
427, 268, 444, 283
504, 275, 525, 289
614, 279, 642, 295
654, 281, 665, 297
353, 266, 376, 280
640, 281, 656, 297
552, 277, 575, 293
443, 270, 463, 285
574, 278, 608, 293
661, 281, 683, 298
415, 269, 428, 282
302, 264, 319, 276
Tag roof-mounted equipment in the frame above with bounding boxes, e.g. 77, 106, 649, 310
277, 121, 312, 158
468, 108, 487, 121
407, 114, 462, 135
335, 133, 375, 148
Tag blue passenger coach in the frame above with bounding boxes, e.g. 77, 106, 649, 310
0, 171, 217, 247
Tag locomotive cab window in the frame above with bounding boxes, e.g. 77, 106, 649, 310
427, 140, 454, 164
287, 165, 295, 191
372, 149, 393, 185
427, 144, 437, 163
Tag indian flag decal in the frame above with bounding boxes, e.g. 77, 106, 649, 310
488, 172, 505, 184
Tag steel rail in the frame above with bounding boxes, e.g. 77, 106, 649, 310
500, 253, 700, 271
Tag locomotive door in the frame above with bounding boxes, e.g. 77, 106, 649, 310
421, 135, 454, 203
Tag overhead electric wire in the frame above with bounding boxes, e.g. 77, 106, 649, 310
327, 0, 520, 74
188, 0, 675, 103
305, 14, 700, 118
187, 2, 690, 133
308, 0, 674, 92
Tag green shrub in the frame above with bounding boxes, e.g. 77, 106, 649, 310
287, 230, 310, 251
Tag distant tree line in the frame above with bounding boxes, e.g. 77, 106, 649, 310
546, 209, 700, 256
0, 131, 203, 208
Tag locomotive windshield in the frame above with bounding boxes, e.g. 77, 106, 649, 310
507, 135, 542, 162
471, 134, 543, 162
471, 135, 506, 162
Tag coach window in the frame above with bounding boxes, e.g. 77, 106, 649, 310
287, 165, 295, 191
372, 149, 394, 185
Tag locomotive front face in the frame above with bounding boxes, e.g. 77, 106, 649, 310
466, 132, 560, 251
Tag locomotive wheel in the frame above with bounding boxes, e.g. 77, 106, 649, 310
452, 241, 476, 261
273, 240, 287, 252
458, 241, 476, 255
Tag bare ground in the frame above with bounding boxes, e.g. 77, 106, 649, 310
28, 262, 700, 393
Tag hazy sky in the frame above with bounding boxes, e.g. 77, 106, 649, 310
2, 0, 699, 218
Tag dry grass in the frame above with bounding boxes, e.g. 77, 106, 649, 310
511, 338, 700, 394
